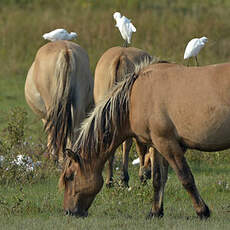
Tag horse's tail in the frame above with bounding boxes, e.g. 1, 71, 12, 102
44, 48, 74, 161
74, 56, 153, 159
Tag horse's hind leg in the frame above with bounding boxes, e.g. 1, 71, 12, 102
106, 154, 114, 187
134, 139, 149, 183
153, 136, 210, 219
147, 148, 169, 219
121, 138, 133, 187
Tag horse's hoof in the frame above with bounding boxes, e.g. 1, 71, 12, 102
120, 178, 129, 188
140, 175, 148, 185
143, 168, 151, 180
120, 182, 129, 188
146, 210, 164, 220
105, 181, 114, 188
120, 175, 129, 188
197, 205, 211, 219
140, 168, 151, 185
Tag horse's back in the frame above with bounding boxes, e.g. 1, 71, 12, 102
130, 62, 230, 151
25, 41, 93, 117
94, 46, 151, 104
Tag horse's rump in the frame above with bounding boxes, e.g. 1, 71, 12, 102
94, 46, 153, 104
25, 41, 94, 161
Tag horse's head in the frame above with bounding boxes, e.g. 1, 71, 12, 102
59, 149, 103, 217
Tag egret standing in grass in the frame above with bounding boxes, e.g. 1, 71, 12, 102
42, 29, 77, 42
113, 12, 136, 47
184, 36, 208, 66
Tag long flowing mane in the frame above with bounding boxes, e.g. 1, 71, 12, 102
73, 57, 157, 159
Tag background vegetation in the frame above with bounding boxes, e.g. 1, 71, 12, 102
0, 0, 230, 229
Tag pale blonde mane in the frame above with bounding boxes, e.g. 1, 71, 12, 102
72, 57, 155, 159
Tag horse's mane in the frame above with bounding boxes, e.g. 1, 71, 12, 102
72, 57, 160, 159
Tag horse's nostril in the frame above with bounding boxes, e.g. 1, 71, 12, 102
65, 210, 70, 215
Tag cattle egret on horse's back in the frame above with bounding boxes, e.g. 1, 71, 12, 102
42, 29, 77, 42
184, 36, 208, 66
113, 12, 136, 47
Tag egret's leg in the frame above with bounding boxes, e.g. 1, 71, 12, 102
187, 59, 190, 67
123, 40, 128, 47
195, 56, 199, 66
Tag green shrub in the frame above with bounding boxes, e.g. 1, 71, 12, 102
0, 107, 59, 186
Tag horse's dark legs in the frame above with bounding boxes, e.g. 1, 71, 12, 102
105, 138, 150, 187
106, 154, 114, 187
152, 136, 210, 219
121, 138, 133, 187
134, 139, 149, 183
147, 148, 169, 219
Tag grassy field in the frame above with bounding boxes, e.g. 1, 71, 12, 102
0, 0, 230, 229
0, 160, 230, 229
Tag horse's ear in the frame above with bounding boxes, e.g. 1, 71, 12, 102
65, 149, 81, 163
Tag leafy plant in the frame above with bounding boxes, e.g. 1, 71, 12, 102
0, 107, 59, 185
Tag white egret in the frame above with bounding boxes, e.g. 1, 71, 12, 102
132, 157, 140, 165
184, 36, 208, 66
42, 28, 77, 42
113, 12, 136, 47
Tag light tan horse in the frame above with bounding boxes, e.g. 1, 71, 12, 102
94, 46, 152, 186
59, 59, 230, 219
25, 41, 94, 162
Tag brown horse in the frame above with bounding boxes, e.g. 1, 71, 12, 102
25, 41, 94, 162
94, 46, 153, 186
59, 58, 230, 219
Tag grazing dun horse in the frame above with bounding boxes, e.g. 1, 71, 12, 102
59, 59, 230, 219
25, 41, 94, 162
94, 46, 153, 186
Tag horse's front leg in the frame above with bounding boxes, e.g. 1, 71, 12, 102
153, 136, 210, 219
121, 138, 133, 187
147, 148, 169, 218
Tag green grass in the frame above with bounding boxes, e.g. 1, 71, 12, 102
0, 0, 230, 229
0, 160, 230, 229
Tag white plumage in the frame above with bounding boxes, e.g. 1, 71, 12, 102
42, 28, 77, 42
184, 36, 208, 66
132, 157, 140, 165
113, 12, 136, 46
